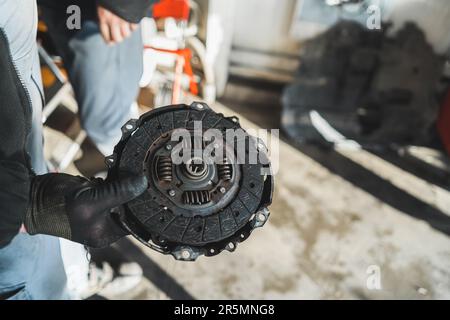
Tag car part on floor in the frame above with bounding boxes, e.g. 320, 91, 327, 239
282, 21, 445, 149
106, 102, 274, 261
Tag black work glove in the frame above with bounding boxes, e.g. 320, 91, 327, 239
24, 173, 147, 248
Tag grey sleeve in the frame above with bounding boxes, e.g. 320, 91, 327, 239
0, 29, 33, 248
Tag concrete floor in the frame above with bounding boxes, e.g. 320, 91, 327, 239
44, 79, 450, 300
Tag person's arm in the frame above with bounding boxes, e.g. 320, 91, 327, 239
0, 26, 148, 248
0, 162, 30, 247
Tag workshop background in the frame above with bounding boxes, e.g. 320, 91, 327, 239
39, 0, 450, 299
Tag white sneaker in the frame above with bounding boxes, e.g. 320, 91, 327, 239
80, 262, 114, 299
97, 262, 145, 300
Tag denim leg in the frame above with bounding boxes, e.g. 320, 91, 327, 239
0, 234, 68, 300
0, 0, 68, 300
41, 17, 144, 155
69, 21, 143, 155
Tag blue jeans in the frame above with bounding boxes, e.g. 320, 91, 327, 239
41, 9, 144, 155
0, 0, 68, 300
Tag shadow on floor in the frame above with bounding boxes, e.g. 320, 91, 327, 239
112, 238, 195, 300
294, 142, 450, 237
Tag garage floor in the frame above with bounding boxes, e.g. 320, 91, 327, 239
44, 78, 450, 300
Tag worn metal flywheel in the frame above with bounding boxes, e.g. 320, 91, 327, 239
107, 102, 274, 261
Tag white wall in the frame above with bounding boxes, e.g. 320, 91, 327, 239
384, 0, 450, 54
231, 0, 301, 56
202, 0, 450, 93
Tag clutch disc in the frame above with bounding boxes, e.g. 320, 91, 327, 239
106, 102, 274, 261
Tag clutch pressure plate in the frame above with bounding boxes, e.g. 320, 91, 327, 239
107, 102, 274, 261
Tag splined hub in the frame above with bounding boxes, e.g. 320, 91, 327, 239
184, 158, 208, 179
106, 102, 274, 261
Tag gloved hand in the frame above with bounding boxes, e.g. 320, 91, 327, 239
24, 172, 147, 248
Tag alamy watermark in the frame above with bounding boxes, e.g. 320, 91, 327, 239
340, 0, 383, 30
66, 5, 81, 30
65, 2, 383, 31
366, 265, 382, 290
169, 121, 280, 176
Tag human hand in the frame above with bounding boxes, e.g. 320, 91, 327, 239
97, 5, 139, 44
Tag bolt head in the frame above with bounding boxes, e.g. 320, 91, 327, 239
219, 187, 226, 194
165, 144, 172, 151
168, 190, 176, 197
181, 249, 191, 259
